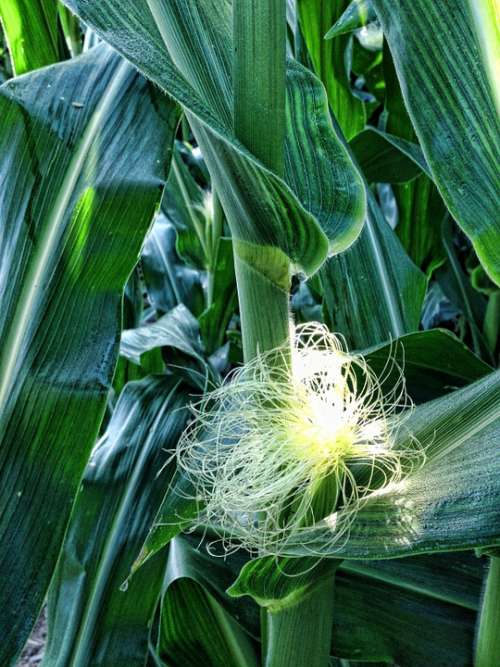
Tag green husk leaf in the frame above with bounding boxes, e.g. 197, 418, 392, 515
283, 370, 500, 557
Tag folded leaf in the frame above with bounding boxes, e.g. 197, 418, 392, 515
160, 577, 258, 667
63, 0, 366, 277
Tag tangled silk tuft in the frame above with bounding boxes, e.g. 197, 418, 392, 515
176, 323, 424, 556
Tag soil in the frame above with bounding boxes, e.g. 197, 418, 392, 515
16, 608, 46, 666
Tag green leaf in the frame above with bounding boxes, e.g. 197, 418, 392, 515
141, 213, 205, 316
333, 566, 476, 665
283, 370, 500, 558
364, 328, 492, 403
321, 190, 427, 348
325, 0, 377, 39
120, 304, 210, 388
0, 45, 177, 664
228, 557, 339, 611
382, 44, 446, 274
349, 127, 430, 184
63, 0, 367, 277
372, 0, 500, 286
298, 0, 366, 139
43, 377, 191, 667
160, 577, 258, 667
0, 0, 65, 74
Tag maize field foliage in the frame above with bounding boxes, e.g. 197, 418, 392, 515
0, 0, 499, 665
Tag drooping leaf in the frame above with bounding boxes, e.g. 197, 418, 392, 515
0, 0, 66, 74
63, 0, 367, 280
120, 303, 209, 385
123, 304, 216, 390
0, 45, 178, 663
372, 0, 500, 285
43, 377, 191, 667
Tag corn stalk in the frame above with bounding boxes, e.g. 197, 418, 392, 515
233, 2, 334, 665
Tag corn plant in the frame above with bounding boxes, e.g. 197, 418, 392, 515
0, 1, 499, 666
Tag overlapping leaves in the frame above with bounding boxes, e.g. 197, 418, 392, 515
63, 0, 366, 280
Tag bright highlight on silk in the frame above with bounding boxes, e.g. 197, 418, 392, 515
177, 323, 423, 556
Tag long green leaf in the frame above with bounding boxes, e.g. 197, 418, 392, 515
372, 0, 500, 285
383, 42, 446, 274
43, 376, 191, 667
342, 550, 485, 611
0, 45, 177, 664
0, 0, 65, 74
364, 328, 492, 403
